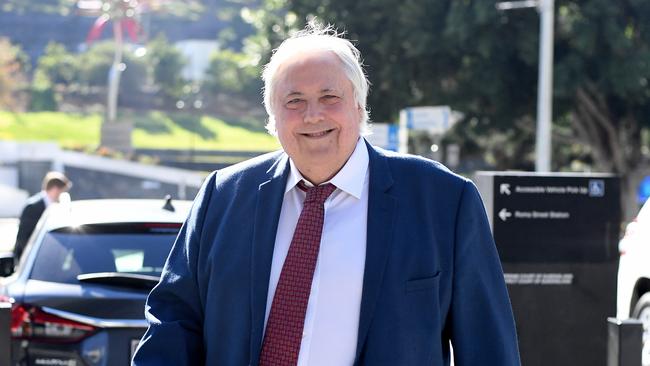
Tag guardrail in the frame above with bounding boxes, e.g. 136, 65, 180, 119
135, 148, 265, 159
134, 149, 269, 172
607, 317, 643, 366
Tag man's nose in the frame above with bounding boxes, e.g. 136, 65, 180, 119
303, 101, 324, 124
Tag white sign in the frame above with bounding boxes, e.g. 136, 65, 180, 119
499, 208, 512, 222
401, 106, 455, 133
367, 123, 399, 151
500, 183, 512, 195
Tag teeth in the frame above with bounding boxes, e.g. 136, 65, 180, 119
306, 130, 330, 137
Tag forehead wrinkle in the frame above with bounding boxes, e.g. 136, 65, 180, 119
273, 53, 351, 104
284, 91, 303, 98
321, 87, 343, 94
282, 86, 343, 99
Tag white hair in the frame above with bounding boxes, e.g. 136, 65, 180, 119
262, 22, 370, 136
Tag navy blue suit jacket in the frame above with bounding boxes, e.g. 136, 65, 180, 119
133, 141, 520, 365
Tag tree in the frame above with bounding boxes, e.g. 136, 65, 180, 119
34, 42, 78, 87
146, 33, 187, 101
223, 0, 302, 100
203, 49, 261, 100
240, 0, 301, 58
0, 38, 29, 110
77, 41, 147, 93
553, 0, 650, 220
76, 0, 204, 154
1, 0, 202, 18
287, 0, 650, 221
1, 0, 77, 15
30, 42, 75, 111
195, 0, 299, 124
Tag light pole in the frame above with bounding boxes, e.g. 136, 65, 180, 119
78, 0, 143, 152
79, 0, 141, 124
497, 0, 555, 172
107, 19, 125, 124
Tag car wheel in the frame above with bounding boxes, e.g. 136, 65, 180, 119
633, 293, 650, 366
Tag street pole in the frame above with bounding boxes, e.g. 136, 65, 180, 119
0, 302, 10, 366
107, 19, 124, 124
496, 0, 555, 172
536, 0, 554, 172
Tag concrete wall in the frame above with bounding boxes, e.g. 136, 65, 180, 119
18, 161, 53, 195
0, 142, 206, 213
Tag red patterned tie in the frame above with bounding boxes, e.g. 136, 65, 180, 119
259, 181, 337, 366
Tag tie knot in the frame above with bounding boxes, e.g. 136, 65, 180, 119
299, 181, 336, 205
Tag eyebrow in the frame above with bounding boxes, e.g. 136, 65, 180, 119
283, 88, 340, 98
284, 91, 303, 98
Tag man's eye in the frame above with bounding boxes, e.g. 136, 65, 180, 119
286, 99, 303, 108
322, 95, 340, 103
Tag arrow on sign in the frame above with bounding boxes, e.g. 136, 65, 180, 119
499, 208, 512, 222
500, 183, 511, 195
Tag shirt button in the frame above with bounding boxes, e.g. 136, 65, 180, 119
302, 331, 307, 338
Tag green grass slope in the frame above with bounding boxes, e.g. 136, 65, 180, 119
0, 111, 280, 151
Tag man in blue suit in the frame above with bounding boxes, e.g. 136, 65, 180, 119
133, 23, 520, 366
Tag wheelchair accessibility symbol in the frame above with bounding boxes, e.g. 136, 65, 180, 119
588, 180, 605, 197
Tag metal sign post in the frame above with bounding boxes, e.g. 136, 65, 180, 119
0, 301, 10, 366
607, 318, 643, 366
496, 0, 555, 172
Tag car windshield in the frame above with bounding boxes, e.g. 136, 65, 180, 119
30, 223, 180, 284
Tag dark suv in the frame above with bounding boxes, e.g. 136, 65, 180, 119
0, 198, 191, 366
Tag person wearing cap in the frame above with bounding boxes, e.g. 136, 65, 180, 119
13, 171, 71, 261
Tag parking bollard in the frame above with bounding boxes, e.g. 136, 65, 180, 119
0, 301, 10, 366
607, 317, 643, 366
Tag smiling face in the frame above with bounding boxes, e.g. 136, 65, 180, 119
272, 50, 362, 185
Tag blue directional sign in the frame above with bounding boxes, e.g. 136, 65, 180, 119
387, 124, 399, 151
366, 123, 399, 151
639, 176, 650, 204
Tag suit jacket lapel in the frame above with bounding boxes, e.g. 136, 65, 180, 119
355, 141, 397, 362
249, 154, 290, 364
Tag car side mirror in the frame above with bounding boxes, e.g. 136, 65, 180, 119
0, 254, 14, 277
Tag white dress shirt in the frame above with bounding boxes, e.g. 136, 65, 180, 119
40, 191, 52, 207
264, 138, 369, 366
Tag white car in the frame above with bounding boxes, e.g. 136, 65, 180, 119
617, 199, 650, 365
0, 218, 19, 253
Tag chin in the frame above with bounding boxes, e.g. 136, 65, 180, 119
306, 147, 338, 160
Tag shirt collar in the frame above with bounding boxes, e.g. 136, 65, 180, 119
285, 138, 369, 199
41, 191, 52, 207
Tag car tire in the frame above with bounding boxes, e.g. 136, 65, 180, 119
633, 293, 650, 366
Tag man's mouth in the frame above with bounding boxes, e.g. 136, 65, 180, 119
301, 129, 335, 138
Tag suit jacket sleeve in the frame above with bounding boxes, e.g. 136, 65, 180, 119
448, 181, 521, 365
132, 172, 217, 366
14, 200, 44, 260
